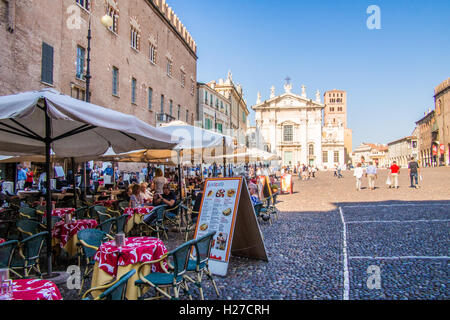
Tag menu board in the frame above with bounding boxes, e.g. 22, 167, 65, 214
194, 178, 242, 267
281, 174, 293, 194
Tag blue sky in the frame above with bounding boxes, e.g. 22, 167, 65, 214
168, 0, 450, 149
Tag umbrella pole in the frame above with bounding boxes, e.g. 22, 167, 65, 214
71, 157, 77, 209
44, 101, 53, 277
223, 137, 226, 177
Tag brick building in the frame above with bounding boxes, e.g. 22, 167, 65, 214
434, 78, 449, 166
0, 0, 197, 127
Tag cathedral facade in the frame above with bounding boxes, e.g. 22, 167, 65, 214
252, 82, 347, 170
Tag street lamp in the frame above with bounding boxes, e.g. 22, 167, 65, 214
82, 12, 114, 198
85, 13, 114, 103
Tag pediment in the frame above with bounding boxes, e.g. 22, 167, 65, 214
253, 92, 323, 109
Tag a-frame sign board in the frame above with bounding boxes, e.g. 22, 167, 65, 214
193, 177, 268, 276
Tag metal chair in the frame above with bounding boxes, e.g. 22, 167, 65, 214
97, 218, 116, 235
0, 240, 19, 276
16, 219, 45, 239
10, 231, 48, 278
82, 269, 136, 300
135, 240, 194, 300
141, 205, 168, 239
253, 203, 272, 225
77, 229, 113, 296
185, 231, 220, 300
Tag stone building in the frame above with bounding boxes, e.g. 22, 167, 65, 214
252, 81, 345, 169
0, 0, 197, 127
434, 78, 449, 166
210, 72, 249, 146
352, 143, 388, 167
387, 136, 419, 168
196, 82, 231, 134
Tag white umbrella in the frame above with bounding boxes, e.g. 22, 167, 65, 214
0, 88, 179, 275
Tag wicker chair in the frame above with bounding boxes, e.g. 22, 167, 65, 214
77, 229, 113, 296
184, 231, 220, 300
10, 232, 48, 278
82, 269, 136, 300
135, 240, 194, 300
0, 240, 19, 276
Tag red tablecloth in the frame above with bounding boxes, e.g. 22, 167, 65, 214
0, 238, 5, 244
95, 200, 117, 208
123, 207, 154, 222
43, 208, 76, 218
11, 279, 62, 300
52, 219, 98, 248
94, 237, 168, 277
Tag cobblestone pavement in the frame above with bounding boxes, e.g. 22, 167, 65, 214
60, 167, 449, 300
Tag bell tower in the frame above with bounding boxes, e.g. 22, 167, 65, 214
323, 90, 347, 127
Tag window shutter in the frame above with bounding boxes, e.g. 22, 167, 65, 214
41, 42, 54, 84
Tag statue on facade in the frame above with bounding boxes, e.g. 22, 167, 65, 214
270, 86, 275, 98
315, 90, 321, 103
256, 92, 261, 104
301, 85, 306, 98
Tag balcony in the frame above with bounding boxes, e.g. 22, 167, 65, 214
156, 113, 175, 125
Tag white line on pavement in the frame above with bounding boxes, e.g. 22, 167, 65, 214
341, 203, 450, 209
346, 219, 450, 224
339, 207, 350, 301
349, 256, 450, 260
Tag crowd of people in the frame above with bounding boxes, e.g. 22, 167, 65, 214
353, 157, 421, 191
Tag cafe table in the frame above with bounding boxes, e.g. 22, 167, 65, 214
123, 207, 154, 234
90, 237, 168, 300
17, 190, 41, 199
52, 219, 98, 257
8, 279, 62, 300
40, 207, 76, 218
94, 199, 118, 208
51, 193, 74, 201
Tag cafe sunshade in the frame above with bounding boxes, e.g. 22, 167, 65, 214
0, 89, 179, 157
0, 88, 180, 276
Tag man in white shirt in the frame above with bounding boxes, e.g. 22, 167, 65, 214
354, 163, 365, 191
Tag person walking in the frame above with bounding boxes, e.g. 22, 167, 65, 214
408, 157, 420, 189
354, 163, 365, 191
390, 161, 400, 189
366, 162, 378, 190
337, 164, 343, 179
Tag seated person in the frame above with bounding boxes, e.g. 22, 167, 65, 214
248, 183, 262, 206
129, 184, 142, 208
191, 182, 204, 224
153, 184, 177, 218
139, 182, 153, 204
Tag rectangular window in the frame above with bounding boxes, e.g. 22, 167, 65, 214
334, 151, 339, 163
106, 5, 119, 33
166, 59, 173, 77
76, 46, 85, 80
169, 100, 173, 116
181, 72, 185, 88
131, 27, 140, 51
186, 110, 189, 123
76, 0, 90, 11
323, 151, 328, 163
204, 91, 208, 104
112, 67, 119, 96
177, 105, 181, 119
283, 125, 293, 142
205, 118, 212, 130
41, 42, 54, 85
149, 44, 157, 64
148, 88, 153, 110
131, 78, 137, 104
161, 95, 165, 113
216, 123, 223, 133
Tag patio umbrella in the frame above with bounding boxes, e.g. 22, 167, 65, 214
0, 88, 179, 275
